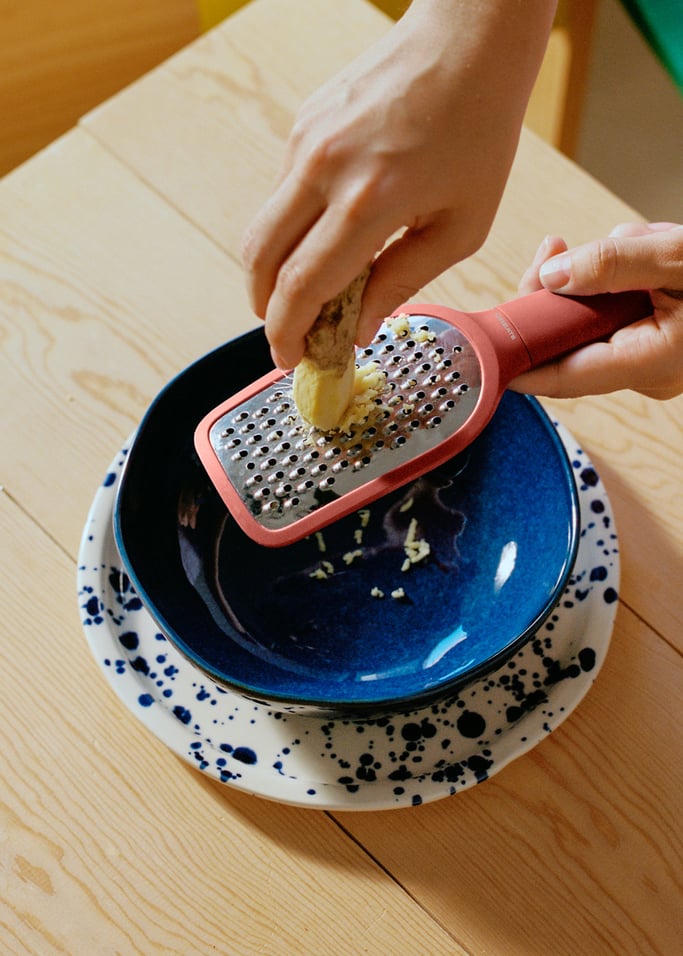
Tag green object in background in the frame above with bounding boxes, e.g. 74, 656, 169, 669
619, 0, 683, 93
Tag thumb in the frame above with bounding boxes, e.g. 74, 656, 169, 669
538, 226, 683, 296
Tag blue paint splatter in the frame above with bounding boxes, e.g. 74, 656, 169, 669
173, 706, 192, 725
131, 656, 149, 674
85, 595, 101, 617
119, 631, 139, 651
233, 747, 257, 765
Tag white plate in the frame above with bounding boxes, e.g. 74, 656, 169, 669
77, 422, 618, 811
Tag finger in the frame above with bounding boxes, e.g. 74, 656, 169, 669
355, 213, 488, 347
538, 227, 683, 295
263, 201, 397, 368
608, 224, 683, 299
241, 171, 326, 319
507, 307, 683, 399
517, 235, 568, 295
509, 359, 681, 399
508, 339, 638, 398
609, 220, 682, 238
510, 346, 682, 399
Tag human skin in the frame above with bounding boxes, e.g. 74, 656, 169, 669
241, 0, 558, 370
510, 222, 683, 400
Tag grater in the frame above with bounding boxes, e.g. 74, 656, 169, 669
195, 288, 652, 546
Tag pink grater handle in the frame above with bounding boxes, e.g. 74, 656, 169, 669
491, 288, 653, 372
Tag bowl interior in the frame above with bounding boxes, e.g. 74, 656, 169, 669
114, 328, 579, 712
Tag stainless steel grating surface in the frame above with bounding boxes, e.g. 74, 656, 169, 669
208, 316, 483, 531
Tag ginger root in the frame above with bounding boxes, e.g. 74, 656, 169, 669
293, 267, 370, 430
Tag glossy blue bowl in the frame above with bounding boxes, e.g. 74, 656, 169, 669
114, 328, 579, 717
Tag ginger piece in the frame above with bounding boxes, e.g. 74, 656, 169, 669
293, 266, 370, 430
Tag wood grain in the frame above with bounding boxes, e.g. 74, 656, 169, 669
0, 130, 257, 553
334, 603, 683, 956
0, 0, 199, 176
80, 0, 393, 256
0, 490, 464, 956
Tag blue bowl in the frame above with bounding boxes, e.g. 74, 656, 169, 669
114, 328, 579, 717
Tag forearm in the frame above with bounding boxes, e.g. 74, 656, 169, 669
402, 0, 558, 110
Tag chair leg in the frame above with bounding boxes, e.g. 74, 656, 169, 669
526, 0, 599, 156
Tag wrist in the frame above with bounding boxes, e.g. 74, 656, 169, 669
403, 0, 557, 88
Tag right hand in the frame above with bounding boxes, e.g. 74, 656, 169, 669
241, 0, 556, 369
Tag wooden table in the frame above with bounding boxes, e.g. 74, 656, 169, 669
1, 2, 681, 953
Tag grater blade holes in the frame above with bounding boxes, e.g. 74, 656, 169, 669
209, 314, 482, 531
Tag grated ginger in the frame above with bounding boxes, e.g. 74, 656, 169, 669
335, 361, 388, 434
386, 313, 411, 338
386, 313, 435, 344
413, 327, 436, 344
401, 517, 431, 572
342, 549, 363, 566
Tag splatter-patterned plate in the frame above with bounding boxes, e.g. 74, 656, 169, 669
77, 423, 618, 810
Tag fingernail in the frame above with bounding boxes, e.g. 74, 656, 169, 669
539, 254, 571, 290
529, 235, 552, 269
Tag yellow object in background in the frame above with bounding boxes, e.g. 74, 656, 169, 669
363, 0, 410, 18
196, 0, 409, 31
196, 0, 248, 31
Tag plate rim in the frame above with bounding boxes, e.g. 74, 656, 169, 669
77, 424, 618, 811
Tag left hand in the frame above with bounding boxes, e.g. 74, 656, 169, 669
509, 222, 683, 400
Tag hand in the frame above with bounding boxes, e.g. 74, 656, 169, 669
510, 222, 683, 400
241, 0, 556, 369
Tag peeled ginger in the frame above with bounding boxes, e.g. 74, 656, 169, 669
293, 267, 370, 430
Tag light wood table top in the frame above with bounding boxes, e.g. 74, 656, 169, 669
1, 2, 681, 953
